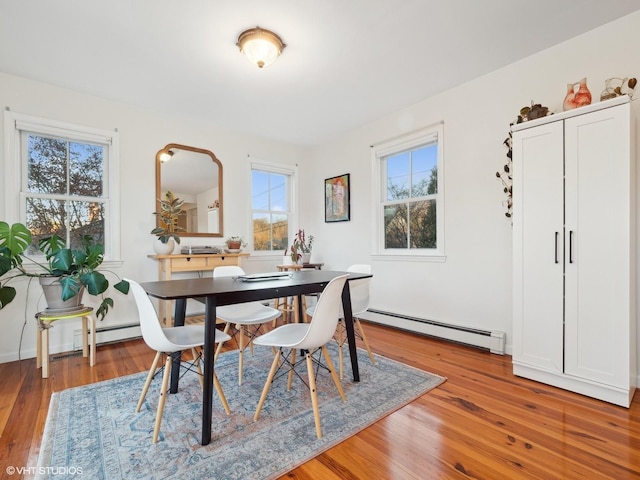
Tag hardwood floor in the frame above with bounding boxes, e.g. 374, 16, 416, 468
1, 322, 639, 479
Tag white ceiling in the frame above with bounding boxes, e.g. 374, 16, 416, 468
1, 1, 639, 146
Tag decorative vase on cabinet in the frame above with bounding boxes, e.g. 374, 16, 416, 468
511, 96, 635, 407
563, 77, 592, 110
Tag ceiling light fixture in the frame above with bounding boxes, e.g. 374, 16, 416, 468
236, 26, 286, 69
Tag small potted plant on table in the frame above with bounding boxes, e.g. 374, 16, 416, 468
225, 236, 247, 253
290, 229, 314, 264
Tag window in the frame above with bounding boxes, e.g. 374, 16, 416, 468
251, 162, 296, 253
4, 111, 121, 260
372, 124, 444, 257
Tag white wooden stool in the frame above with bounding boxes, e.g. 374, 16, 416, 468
36, 306, 96, 378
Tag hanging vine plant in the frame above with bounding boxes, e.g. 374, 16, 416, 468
496, 133, 513, 218
496, 102, 551, 219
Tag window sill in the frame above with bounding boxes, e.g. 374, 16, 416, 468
18, 259, 124, 275
371, 254, 446, 263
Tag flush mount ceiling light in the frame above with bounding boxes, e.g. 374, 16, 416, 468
236, 26, 286, 69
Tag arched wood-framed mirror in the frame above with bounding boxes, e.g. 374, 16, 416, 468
155, 143, 224, 237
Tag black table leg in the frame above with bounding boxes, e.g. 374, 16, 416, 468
296, 294, 304, 323
170, 298, 187, 394
341, 283, 360, 382
201, 296, 217, 445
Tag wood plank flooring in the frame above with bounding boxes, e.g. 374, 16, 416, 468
0, 322, 638, 479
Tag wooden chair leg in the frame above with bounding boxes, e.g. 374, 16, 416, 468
273, 297, 281, 327
337, 320, 345, 379
254, 348, 282, 421
214, 322, 231, 362
153, 355, 172, 443
213, 372, 231, 415
306, 352, 322, 439
249, 333, 255, 356
293, 296, 300, 323
136, 351, 162, 412
355, 317, 376, 364
287, 348, 297, 391
277, 297, 288, 323
322, 345, 346, 402
238, 325, 245, 385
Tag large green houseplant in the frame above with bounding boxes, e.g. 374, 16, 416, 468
0, 221, 129, 320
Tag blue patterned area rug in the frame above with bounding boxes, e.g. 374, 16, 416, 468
36, 344, 445, 479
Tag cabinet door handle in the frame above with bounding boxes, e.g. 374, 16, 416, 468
554, 232, 559, 264
569, 230, 574, 264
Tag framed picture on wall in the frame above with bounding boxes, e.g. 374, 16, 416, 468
324, 173, 350, 222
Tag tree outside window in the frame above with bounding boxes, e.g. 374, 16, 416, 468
375, 124, 443, 256
24, 133, 107, 253
252, 169, 291, 251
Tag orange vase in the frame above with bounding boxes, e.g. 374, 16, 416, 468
563, 78, 592, 110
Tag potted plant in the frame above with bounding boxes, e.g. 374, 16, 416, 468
225, 236, 247, 252
290, 229, 314, 264
0, 221, 129, 320
151, 191, 184, 254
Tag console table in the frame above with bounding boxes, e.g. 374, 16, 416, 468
148, 252, 249, 324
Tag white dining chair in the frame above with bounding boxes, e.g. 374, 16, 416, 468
253, 273, 349, 439
306, 264, 376, 379
213, 266, 282, 385
127, 278, 232, 443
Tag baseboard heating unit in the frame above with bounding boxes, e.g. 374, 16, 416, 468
360, 309, 506, 355
74, 322, 141, 349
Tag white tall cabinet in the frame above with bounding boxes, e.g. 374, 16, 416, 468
512, 96, 636, 407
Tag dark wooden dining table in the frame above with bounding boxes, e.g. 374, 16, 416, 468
140, 269, 371, 445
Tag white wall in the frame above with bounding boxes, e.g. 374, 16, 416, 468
2, 11, 640, 368
302, 11, 640, 360
0, 73, 304, 362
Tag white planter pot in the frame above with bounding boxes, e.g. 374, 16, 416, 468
153, 238, 175, 255
39, 276, 85, 311
302, 253, 311, 264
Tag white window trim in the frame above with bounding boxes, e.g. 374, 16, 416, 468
249, 158, 298, 257
3, 110, 122, 262
370, 123, 445, 261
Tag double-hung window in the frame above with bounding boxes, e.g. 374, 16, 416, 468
4, 111, 121, 259
251, 161, 296, 253
372, 124, 444, 258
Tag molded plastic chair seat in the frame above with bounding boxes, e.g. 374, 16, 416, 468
216, 302, 281, 324
253, 274, 349, 439
213, 266, 282, 385
127, 278, 231, 443
162, 325, 213, 349
305, 264, 375, 379
256, 322, 310, 346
